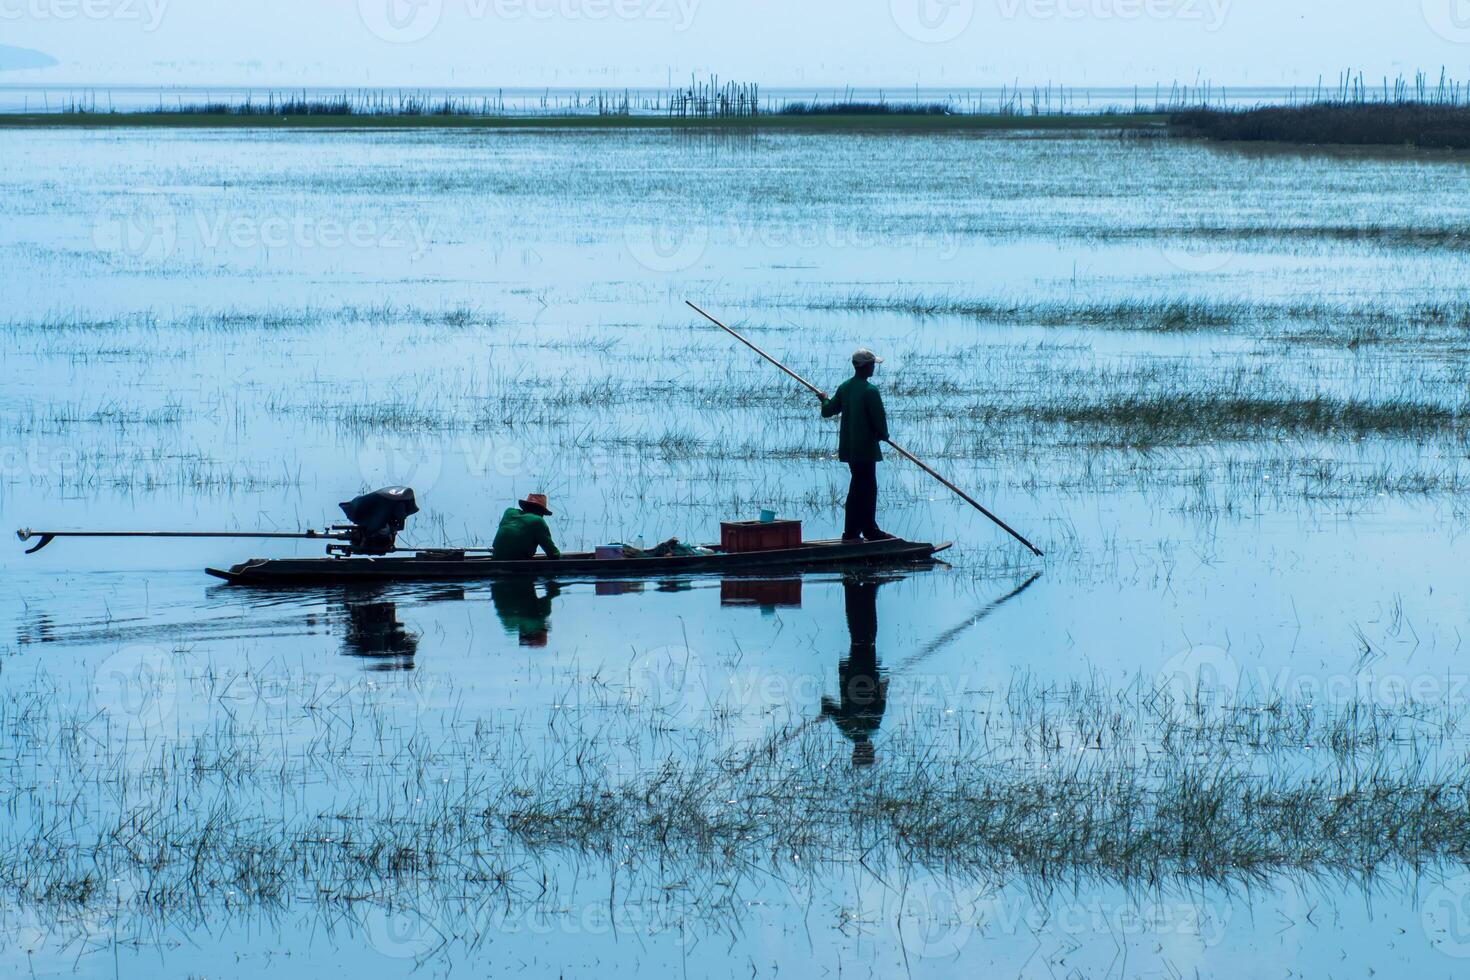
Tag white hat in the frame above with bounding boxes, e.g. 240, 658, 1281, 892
851, 348, 883, 366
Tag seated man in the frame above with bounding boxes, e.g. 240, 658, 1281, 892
492, 493, 561, 560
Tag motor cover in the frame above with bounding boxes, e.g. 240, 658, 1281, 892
339, 487, 418, 554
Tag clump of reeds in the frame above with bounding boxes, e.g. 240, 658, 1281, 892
778, 101, 951, 117
667, 76, 759, 118
1170, 69, 1470, 150
1171, 102, 1470, 149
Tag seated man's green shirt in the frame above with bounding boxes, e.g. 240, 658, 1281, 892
492, 507, 561, 560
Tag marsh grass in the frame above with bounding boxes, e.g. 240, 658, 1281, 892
3, 663, 1469, 952
1172, 102, 1470, 149
799, 292, 1470, 335
0, 304, 499, 337
8, 400, 187, 433
1007, 393, 1465, 446
8, 297, 1462, 517
778, 101, 953, 116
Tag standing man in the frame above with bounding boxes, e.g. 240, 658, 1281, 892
492, 493, 562, 560
819, 348, 893, 542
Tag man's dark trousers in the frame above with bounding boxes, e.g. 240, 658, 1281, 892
845, 461, 879, 539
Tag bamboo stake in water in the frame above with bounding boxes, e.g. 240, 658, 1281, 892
685, 300, 1044, 557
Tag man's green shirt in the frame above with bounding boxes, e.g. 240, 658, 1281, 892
821, 376, 889, 463
492, 507, 561, 560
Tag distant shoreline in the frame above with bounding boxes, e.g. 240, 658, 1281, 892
0, 111, 1167, 131
6, 101, 1469, 150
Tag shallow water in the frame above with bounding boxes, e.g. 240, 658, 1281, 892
2, 126, 1469, 977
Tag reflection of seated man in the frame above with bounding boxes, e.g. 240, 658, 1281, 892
820, 578, 887, 767
492, 494, 561, 560
491, 578, 562, 648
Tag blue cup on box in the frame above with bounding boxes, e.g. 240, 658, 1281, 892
759, 509, 777, 523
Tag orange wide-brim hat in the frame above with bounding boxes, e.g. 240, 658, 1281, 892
519, 493, 553, 516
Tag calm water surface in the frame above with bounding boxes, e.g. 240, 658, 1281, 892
2, 126, 1468, 977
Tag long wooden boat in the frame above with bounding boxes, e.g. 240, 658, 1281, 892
207, 537, 951, 587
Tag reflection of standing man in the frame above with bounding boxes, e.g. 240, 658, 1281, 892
821, 577, 887, 766
491, 578, 562, 647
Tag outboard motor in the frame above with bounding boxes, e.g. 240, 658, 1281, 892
335, 487, 419, 555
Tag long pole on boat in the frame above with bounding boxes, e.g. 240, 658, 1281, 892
686, 299, 1044, 558
15, 528, 495, 556
15, 528, 351, 555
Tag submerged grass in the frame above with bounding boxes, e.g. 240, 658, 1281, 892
2, 664, 1469, 949
798, 292, 1470, 334
0, 304, 501, 335
1008, 393, 1465, 446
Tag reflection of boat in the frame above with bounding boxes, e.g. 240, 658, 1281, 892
207, 537, 950, 587
720, 579, 802, 610
340, 600, 418, 670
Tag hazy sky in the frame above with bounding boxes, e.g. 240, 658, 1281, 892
1, 0, 1468, 87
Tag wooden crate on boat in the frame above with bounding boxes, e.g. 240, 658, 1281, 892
720, 519, 801, 553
